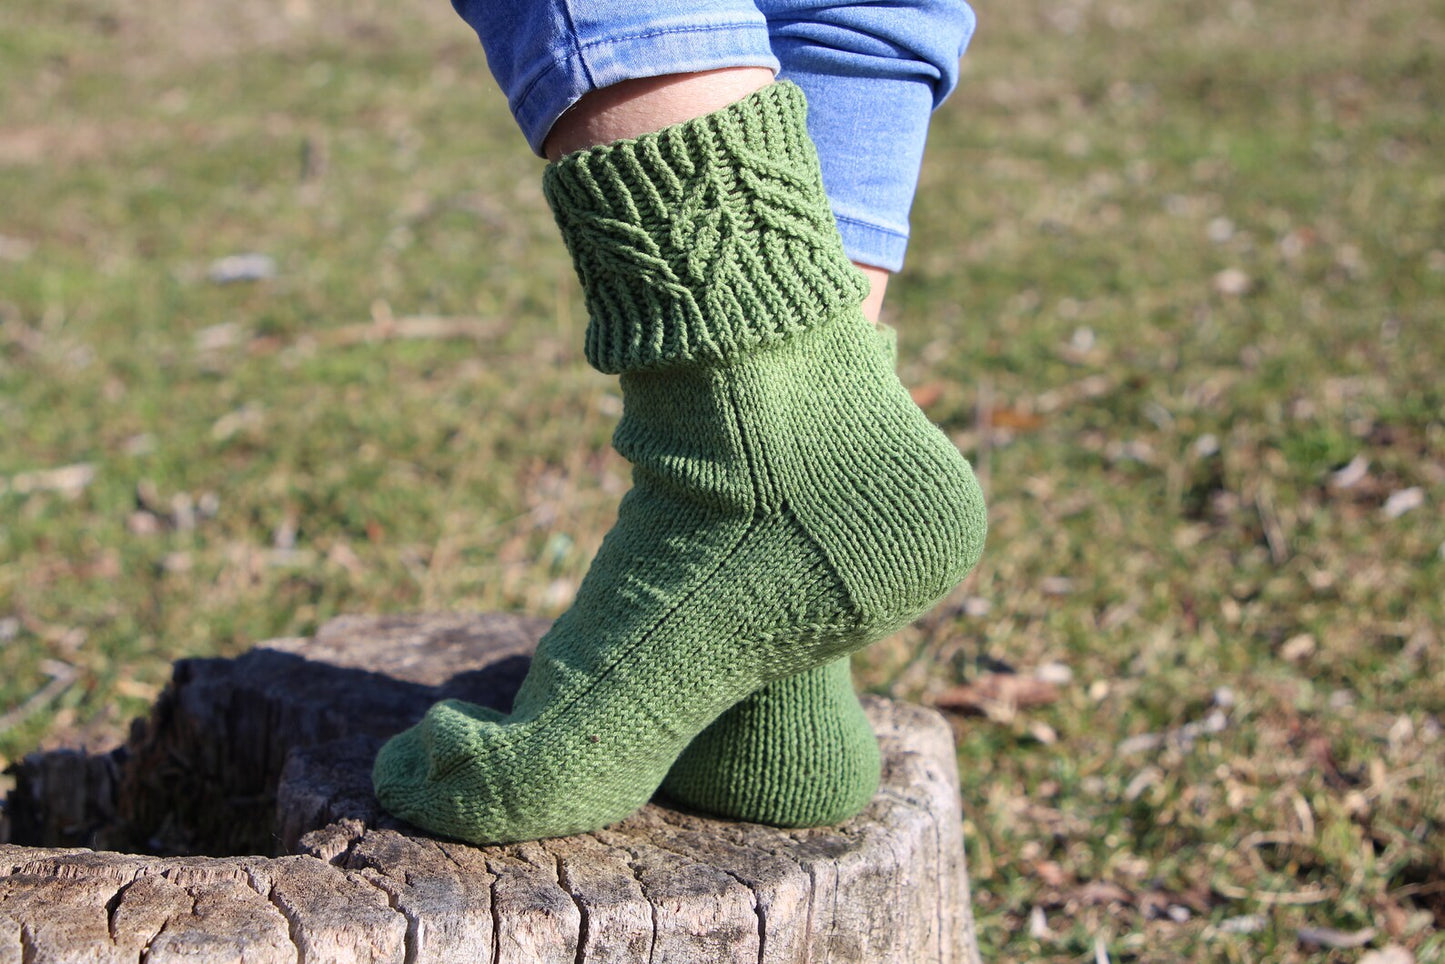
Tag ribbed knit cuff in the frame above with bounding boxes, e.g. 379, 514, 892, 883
542, 82, 870, 374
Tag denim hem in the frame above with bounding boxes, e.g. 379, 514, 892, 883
512, 22, 780, 156
834, 213, 910, 273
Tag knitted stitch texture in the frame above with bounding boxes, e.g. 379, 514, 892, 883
661, 323, 899, 828
543, 82, 870, 374
661, 656, 881, 826
372, 83, 986, 845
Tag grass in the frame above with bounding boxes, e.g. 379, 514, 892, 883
1, 0, 1442, 959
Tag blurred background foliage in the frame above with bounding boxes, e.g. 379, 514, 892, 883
1, 0, 1442, 958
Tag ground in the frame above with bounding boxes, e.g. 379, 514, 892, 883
1, 0, 1442, 960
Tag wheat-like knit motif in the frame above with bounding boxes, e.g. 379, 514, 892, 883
372, 83, 986, 845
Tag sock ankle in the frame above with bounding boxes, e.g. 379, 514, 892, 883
372, 83, 985, 845
659, 323, 899, 827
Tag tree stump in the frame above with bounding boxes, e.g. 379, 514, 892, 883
2, 614, 984, 963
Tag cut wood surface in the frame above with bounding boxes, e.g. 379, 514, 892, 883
2, 613, 983, 963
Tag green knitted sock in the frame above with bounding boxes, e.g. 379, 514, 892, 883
661, 657, 881, 826
372, 83, 986, 845
660, 325, 898, 828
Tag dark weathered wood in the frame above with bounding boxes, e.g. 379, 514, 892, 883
2, 614, 984, 963
5, 746, 123, 853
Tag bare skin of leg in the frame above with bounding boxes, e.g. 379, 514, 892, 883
855, 265, 889, 325
543, 68, 776, 159
543, 68, 892, 325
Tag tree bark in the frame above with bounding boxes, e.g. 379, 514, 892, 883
3, 613, 983, 963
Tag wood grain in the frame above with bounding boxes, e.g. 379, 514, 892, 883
3, 614, 983, 963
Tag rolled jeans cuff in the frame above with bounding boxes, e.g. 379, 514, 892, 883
454, 0, 783, 157
452, 0, 974, 269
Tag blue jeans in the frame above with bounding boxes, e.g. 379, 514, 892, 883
450, 0, 975, 271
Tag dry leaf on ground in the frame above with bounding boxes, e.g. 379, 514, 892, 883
933, 673, 1061, 715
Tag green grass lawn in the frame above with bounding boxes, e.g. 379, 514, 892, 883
2, 0, 1442, 959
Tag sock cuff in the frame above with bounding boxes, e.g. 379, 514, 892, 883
543, 82, 870, 374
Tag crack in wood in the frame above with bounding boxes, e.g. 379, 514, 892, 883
887, 788, 949, 963
708, 863, 767, 964
684, 819, 824, 964
826, 851, 841, 964
877, 737, 971, 963
260, 881, 305, 964
550, 851, 589, 964
351, 868, 416, 964
800, 860, 817, 961
103, 880, 127, 945
144, 910, 180, 964
605, 841, 656, 964
485, 867, 502, 964
924, 794, 955, 963
621, 822, 769, 964
19, 922, 37, 964
1, 616, 978, 962
431, 839, 501, 964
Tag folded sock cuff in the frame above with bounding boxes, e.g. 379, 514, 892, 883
543, 81, 870, 374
